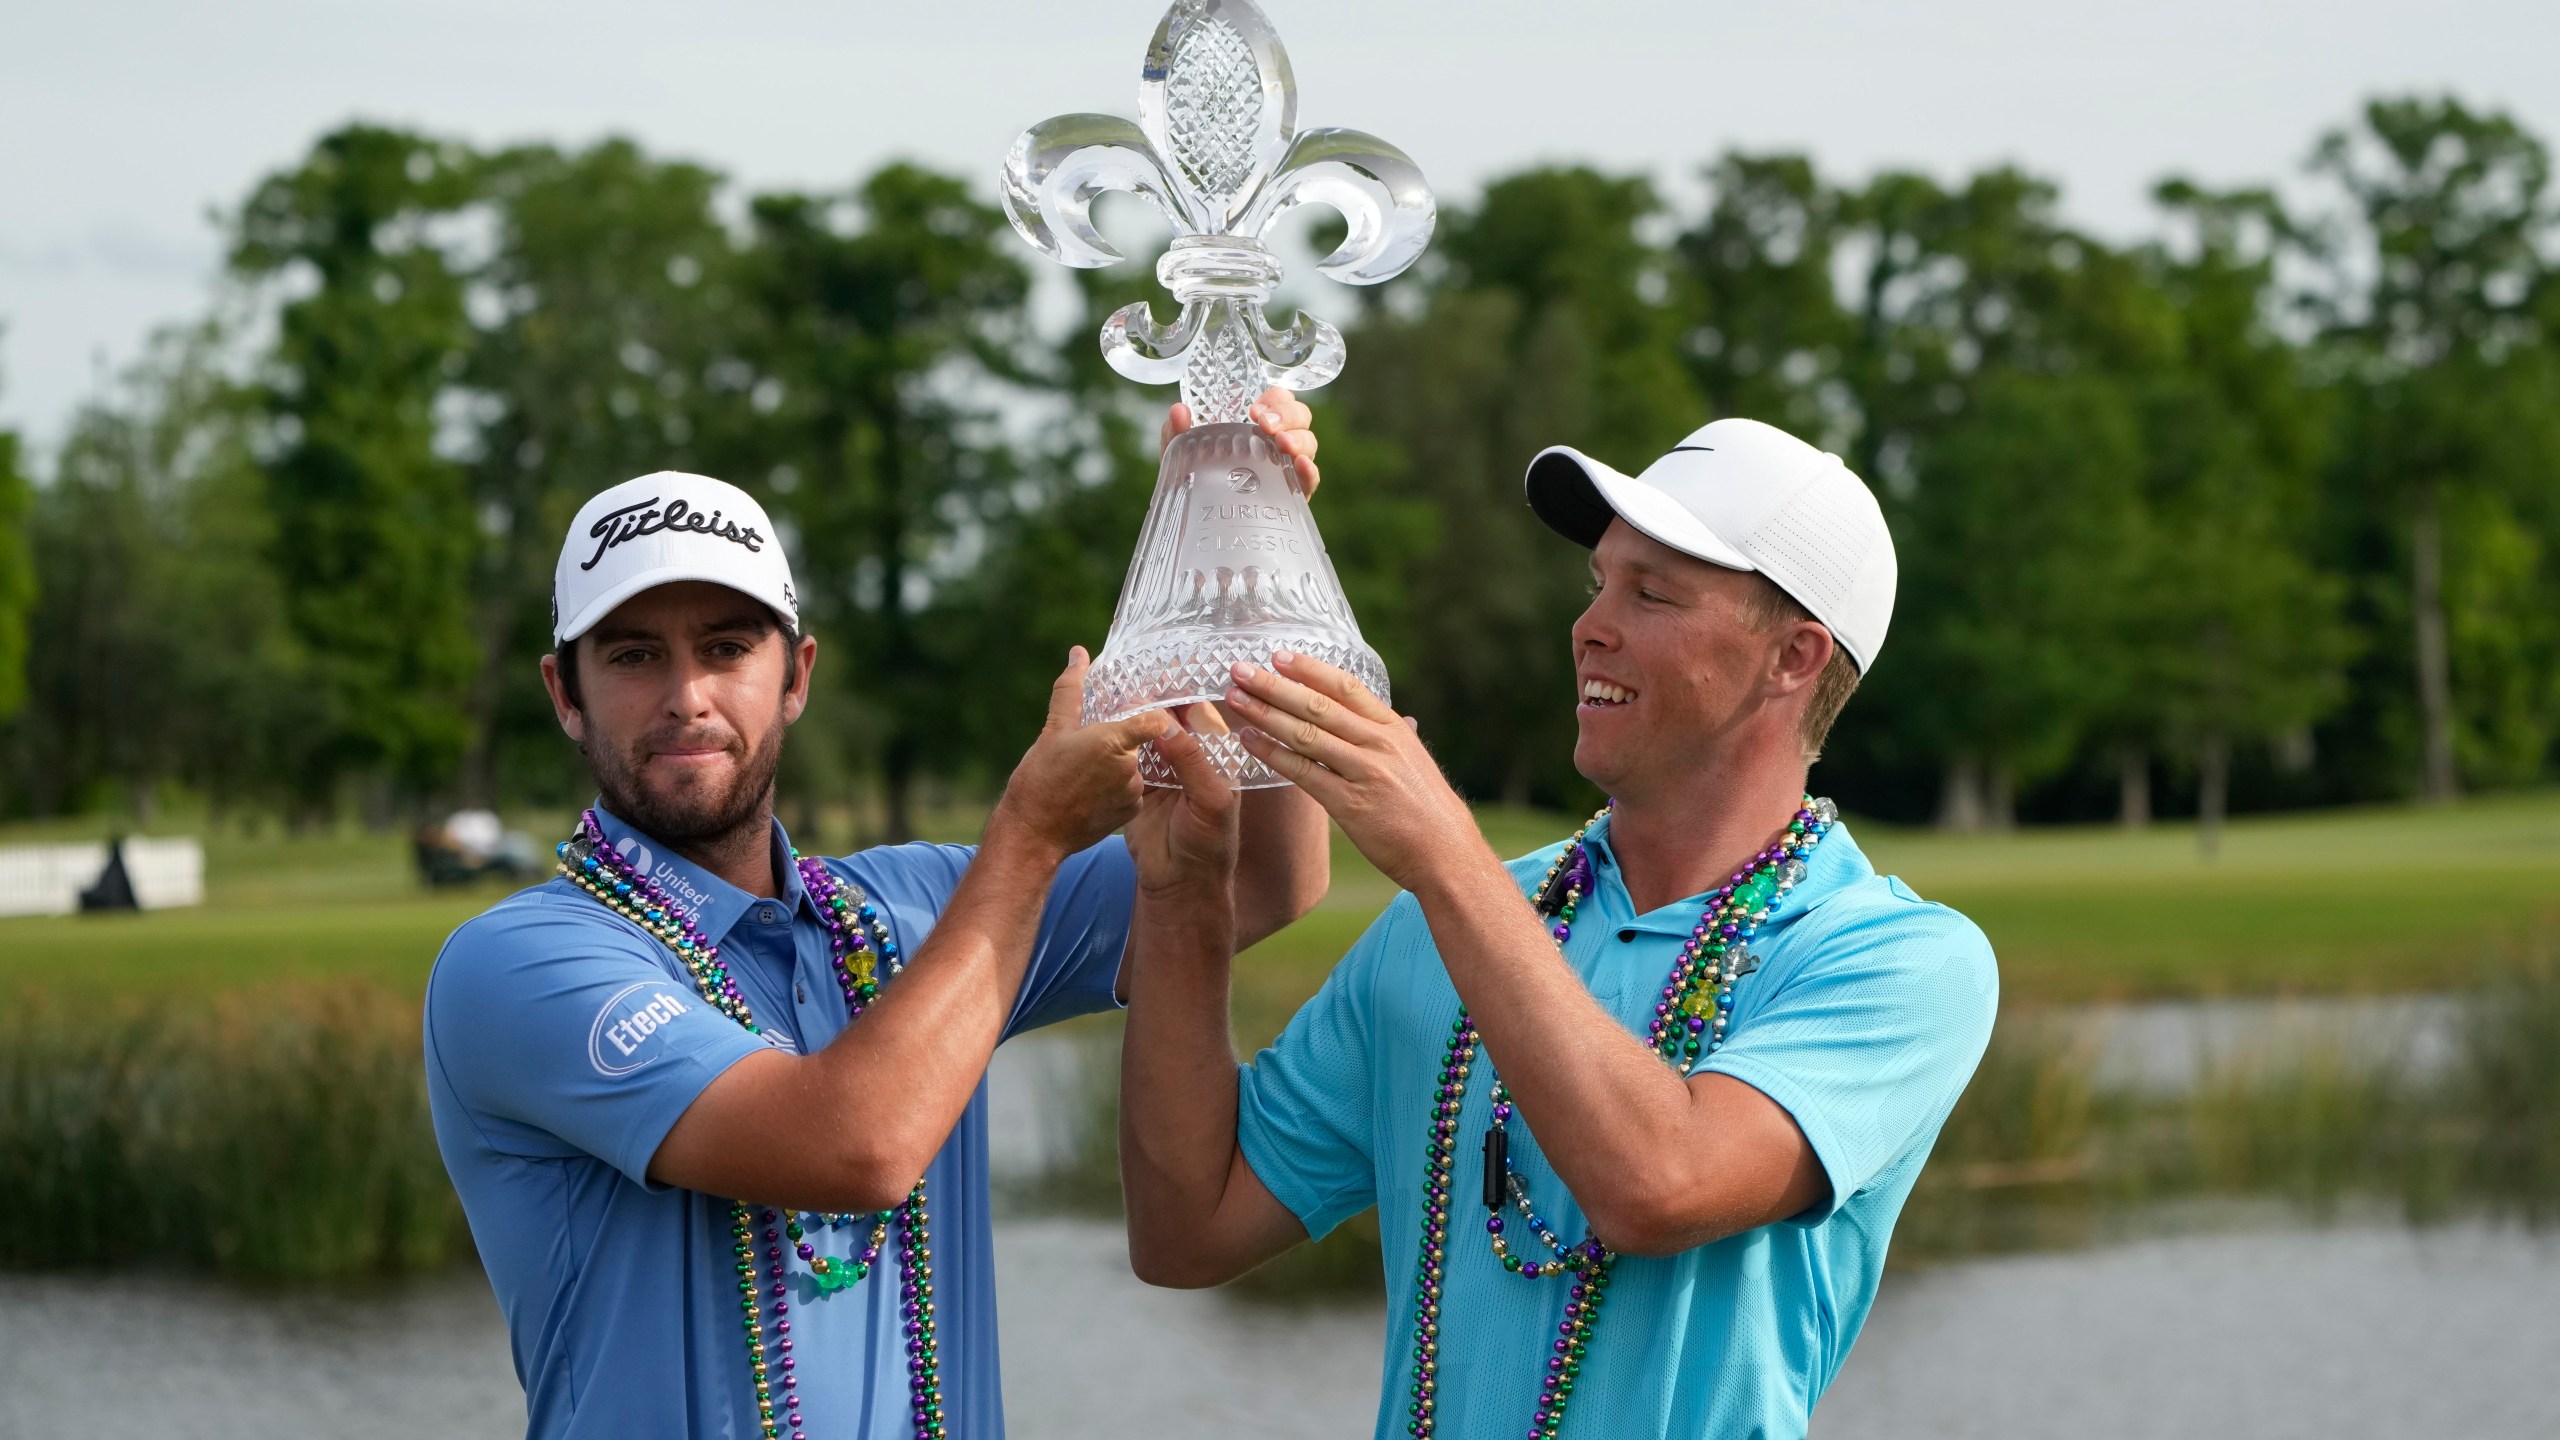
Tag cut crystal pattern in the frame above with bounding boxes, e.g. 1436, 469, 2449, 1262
1081, 425, 1388, 789
1163, 18, 1263, 203
1183, 304, 1265, 423
1002, 0, 1432, 785
1001, 0, 1434, 420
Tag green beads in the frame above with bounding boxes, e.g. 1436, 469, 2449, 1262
560, 821, 946, 1440
1404, 798, 1829, 1439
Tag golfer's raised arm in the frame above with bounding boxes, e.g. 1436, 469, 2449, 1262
647, 655, 1174, 1213
1117, 721, 1310, 1287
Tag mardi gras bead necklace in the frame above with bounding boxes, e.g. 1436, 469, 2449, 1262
1405, 797, 1835, 1440
558, 811, 946, 1440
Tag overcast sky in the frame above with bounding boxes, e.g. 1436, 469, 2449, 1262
5, 0, 2556, 452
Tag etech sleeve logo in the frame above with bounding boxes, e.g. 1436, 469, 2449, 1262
589, 982, 697, 1077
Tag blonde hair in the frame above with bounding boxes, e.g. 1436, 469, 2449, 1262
1738, 578, 1861, 763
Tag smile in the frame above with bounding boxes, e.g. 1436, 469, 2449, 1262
1580, 679, 1635, 708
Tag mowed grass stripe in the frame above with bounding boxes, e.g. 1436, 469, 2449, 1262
5, 791, 2554, 1016
0, 898, 489, 999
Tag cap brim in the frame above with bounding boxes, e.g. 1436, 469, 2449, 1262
1523, 446, 1756, 572
555, 567, 796, 646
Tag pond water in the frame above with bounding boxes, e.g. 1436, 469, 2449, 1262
5, 1215, 2556, 1439
2067, 993, 2464, 1093
5, 1002, 2543, 1438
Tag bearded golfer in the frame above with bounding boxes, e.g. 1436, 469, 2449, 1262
425, 394, 1326, 1439
1116, 418, 1998, 1439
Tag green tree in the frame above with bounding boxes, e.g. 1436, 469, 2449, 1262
1887, 370, 2151, 828
2124, 183, 2352, 851
918, 263, 1181, 786
1678, 152, 1853, 440
2, 325, 320, 818
2307, 96, 2559, 801
230, 124, 484, 814
1322, 167, 1703, 807
460, 138, 747, 805
738, 164, 1033, 839
0, 398, 30, 729
1832, 168, 2168, 826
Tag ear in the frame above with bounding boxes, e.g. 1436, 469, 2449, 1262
540, 651, 587, 744
781, 632, 819, 725
1767, 620, 1834, 699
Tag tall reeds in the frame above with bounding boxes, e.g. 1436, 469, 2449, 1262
0, 982, 464, 1278
5, 945, 2557, 1292
1901, 941, 2560, 1262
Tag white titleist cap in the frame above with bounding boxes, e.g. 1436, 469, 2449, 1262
1523, 418, 1897, 672
552, 472, 799, 645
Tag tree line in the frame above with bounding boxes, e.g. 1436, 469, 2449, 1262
2, 95, 2555, 842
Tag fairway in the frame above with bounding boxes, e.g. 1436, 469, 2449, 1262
4, 793, 2554, 1032
1232, 793, 2560, 1041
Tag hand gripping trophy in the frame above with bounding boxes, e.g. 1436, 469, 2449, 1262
1003, 0, 1435, 787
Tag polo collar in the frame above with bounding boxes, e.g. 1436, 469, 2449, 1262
589, 803, 813, 941
1577, 808, 1871, 938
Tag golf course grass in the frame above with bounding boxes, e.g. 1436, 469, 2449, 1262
4, 792, 2554, 1040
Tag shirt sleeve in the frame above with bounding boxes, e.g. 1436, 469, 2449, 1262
1004, 836, 1138, 1037
1234, 899, 1397, 1242
1699, 894, 1998, 1224
424, 894, 772, 1188
829, 836, 1137, 1041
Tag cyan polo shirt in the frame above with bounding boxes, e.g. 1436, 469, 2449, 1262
1236, 815, 1997, 1440
425, 806, 1134, 1440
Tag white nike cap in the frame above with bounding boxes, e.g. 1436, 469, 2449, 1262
1524, 418, 1897, 672
552, 472, 799, 645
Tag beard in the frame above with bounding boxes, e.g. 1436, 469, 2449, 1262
586, 708, 787, 853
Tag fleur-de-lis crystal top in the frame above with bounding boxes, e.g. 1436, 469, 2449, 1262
1003, 0, 1436, 423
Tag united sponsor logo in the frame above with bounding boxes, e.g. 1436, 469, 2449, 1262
614, 836, 714, 912
588, 983, 696, 1076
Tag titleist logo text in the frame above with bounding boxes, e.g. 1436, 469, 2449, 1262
581, 497, 766, 571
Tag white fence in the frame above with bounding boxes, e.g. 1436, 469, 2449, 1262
0, 838, 206, 918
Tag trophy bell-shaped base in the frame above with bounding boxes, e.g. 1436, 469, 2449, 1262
1081, 422, 1389, 788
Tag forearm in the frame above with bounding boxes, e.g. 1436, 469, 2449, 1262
1410, 854, 1730, 1251
807, 813, 1066, 1186
1118, 883, 1270, 1286
1233, 782, 1328, 948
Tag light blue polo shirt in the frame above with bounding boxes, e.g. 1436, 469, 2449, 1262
1237, 815, 1997, 1440
424, 806, 1133, 1440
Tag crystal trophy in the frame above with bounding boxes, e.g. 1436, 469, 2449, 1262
1003, 0, 1435, 787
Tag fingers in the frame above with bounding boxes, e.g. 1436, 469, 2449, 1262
1251, 388, 1312, 432
1267, 427, 1319, 462
1046, 646, 1092, 730
1268, 649, 1400, 725
1096, 707, 1178, 755
1152, 724, 1235, 807
1235, 724, 1342, 801
1171, 700, 1234, 737
1248, 393, 1322, 499
1161, 402, 1193, 452
1223, 666, 1370, 774
1225, 695, 1364, 775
